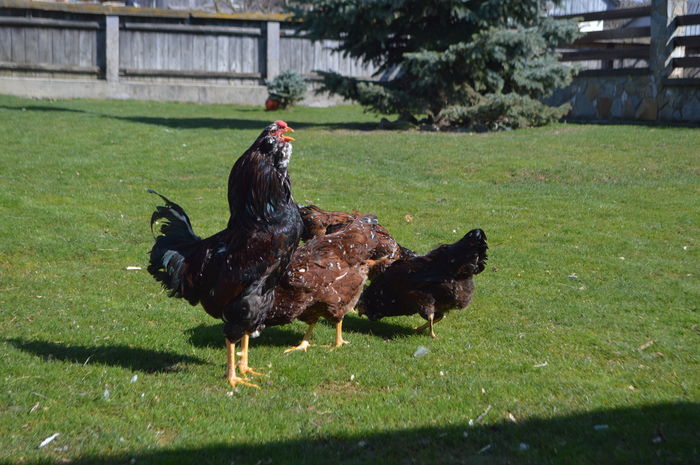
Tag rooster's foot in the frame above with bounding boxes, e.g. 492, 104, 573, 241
227, 374, 259, 389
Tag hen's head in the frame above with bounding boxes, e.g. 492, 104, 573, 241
455, 228, 488, 276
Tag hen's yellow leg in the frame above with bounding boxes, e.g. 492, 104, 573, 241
284, 323, 316, 354
333, 320, 350, 348
236, 333, 265, 377
415, 314, 443, 339
226, 338, 258, 388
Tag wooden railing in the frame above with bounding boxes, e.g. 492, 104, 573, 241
669, 12, 700, 81
555, 6, 652, 76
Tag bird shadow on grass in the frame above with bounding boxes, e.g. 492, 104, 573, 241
5, 338, 206, 373
19, 402, 699, 465
343, 313, 417, 340
186, 323, 304, 349
186, 315, 416, 350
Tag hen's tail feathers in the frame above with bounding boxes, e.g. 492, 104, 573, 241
465, 228, 488, 275
147, 190, 201, 298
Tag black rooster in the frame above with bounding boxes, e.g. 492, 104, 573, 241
147, 121, 303, 388
358, 229, 488, 338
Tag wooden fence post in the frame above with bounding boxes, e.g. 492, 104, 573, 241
266, 21, 279, 81
105, 15, 119, 82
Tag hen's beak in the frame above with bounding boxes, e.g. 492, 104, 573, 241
283, 126, 295, 142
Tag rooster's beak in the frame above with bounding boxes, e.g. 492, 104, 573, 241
283, 126, 295, 142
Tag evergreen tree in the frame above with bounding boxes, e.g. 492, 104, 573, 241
292, 0, 581, 130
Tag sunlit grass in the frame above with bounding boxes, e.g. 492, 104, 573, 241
0, 94, 698, 464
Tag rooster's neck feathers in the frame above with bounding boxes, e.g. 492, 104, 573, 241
227, 136, 294, 228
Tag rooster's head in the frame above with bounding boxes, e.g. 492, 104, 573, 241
254, 120, 295, 170
268, 120, 295, 143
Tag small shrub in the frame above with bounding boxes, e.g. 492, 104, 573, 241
266, 70, 307, 110
440, 93, 571, 131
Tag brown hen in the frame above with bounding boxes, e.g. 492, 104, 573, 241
265, 214, 400, 352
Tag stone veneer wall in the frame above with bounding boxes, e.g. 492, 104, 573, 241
547, 74, 700, 122
547, 0, 699, 123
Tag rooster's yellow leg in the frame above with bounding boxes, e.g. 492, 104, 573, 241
333, 319, 350, 348
236, 333, 265, 377
415, 314, 443, 338
284, 323, 316, 354
226, 338, 259, 388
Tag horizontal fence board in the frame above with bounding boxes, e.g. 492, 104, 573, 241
663, 77, 700, 86
561, 46, 649, 61
121, 22, 262, 36
575, 26, 650, 42
553, 6, 651, 21
675, 13, 700, 26
0, 17, 99, 29
120, 67, 260, 79
577, 67, 650, 77
672, 35, 700, 47
569, 41, 651, 49
672, 56, 700, 67
0, 60, 98, 73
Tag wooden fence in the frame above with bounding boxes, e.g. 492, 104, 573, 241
555, 6, 653, 76
0, 0, 374, 104
670, 11, 700, 80
0, 0, 698, 119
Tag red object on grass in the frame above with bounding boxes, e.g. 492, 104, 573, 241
265, 98, 280, 111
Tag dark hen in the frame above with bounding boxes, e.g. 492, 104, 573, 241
265, 214, 399, 352
358, 229, 488, 338
147, 121, 302, 387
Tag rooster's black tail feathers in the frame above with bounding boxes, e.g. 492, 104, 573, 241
147, 190, 201, 299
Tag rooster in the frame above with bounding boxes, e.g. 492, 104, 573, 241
265, 214, 399, 352
147, 121, 302, 388
358, 229, 488, 338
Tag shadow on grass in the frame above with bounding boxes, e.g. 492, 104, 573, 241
5, 338, 205, 373
186, 323, 305, 349
21, 402, 699, 464
1, 104, 377, 131
0, 104, 87, 113
343, 313, 417, 340
107, 115, 379, 131
186, 315, 416, 350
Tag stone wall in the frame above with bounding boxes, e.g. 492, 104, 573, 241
548, 74, 700, 122
548, 0, 700, 123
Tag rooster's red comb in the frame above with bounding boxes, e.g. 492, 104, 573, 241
274, 120, 288, 128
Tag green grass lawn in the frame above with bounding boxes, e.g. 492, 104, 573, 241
0, 94, 698, 465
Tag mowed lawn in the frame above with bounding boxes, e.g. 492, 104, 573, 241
0, 94, 697, 465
